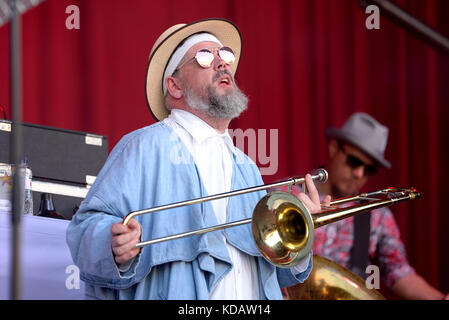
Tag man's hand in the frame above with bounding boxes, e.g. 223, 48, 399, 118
111, 218, 142, 265
296, 174, 331, 213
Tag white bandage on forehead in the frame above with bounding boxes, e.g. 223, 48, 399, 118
163, 33, 222, 94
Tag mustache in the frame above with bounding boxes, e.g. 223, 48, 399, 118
213, 70, 234, 83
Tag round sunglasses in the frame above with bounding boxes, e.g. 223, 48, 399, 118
174, 46, 236, 73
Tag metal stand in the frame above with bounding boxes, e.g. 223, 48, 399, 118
9, 0, 23, 300
360, 0, 449, 55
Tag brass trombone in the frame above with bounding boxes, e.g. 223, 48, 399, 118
123, 168, 421, 268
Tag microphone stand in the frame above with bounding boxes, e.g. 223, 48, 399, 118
9, 0, 24, 300
359, 0, 449, 56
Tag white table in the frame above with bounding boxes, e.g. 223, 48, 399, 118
0, 212, 85, 299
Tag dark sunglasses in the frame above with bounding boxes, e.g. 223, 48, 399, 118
175, 46, 236, 72
340, 147, 378, 176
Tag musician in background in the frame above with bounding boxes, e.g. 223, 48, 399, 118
310, 112, 448, 299
66, 18, 328, 300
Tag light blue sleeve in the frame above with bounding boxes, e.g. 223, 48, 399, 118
66, 123, 230, 290
276, 252, 313, 288
66, 125, 158, 288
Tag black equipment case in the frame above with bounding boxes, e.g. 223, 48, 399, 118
0, 120, 108, 219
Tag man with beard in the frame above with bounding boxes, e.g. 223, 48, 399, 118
310, 112, 448, 299
66, 18, 327, 300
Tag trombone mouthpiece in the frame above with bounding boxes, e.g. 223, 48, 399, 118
313, 168, 328, 183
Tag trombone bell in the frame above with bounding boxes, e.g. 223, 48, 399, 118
252, 192, 314, 268
252, 187, 421, 268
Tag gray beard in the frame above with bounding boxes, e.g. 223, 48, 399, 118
183, 72, 248, 119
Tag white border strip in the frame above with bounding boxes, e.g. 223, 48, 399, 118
32, 180, 88, 198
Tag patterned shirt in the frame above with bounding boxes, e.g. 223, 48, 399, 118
284, 185, 415, 290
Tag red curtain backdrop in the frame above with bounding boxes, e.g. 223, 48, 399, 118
1, 0, 448, 296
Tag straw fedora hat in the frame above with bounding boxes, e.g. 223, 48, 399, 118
145, 18, 242, 121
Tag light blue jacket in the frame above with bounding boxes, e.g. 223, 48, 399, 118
66, 122, 312, 299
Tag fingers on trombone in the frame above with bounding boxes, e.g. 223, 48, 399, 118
299, 174, 331, 213
305, 174, 320, 205
111, 219, 142, 263
112, 218, 141, 238
297, 193, 321, 214
114, 246, 141, 265
322, 194, 331, 207
111, 227, 140, 247
298, 174, 321, 213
